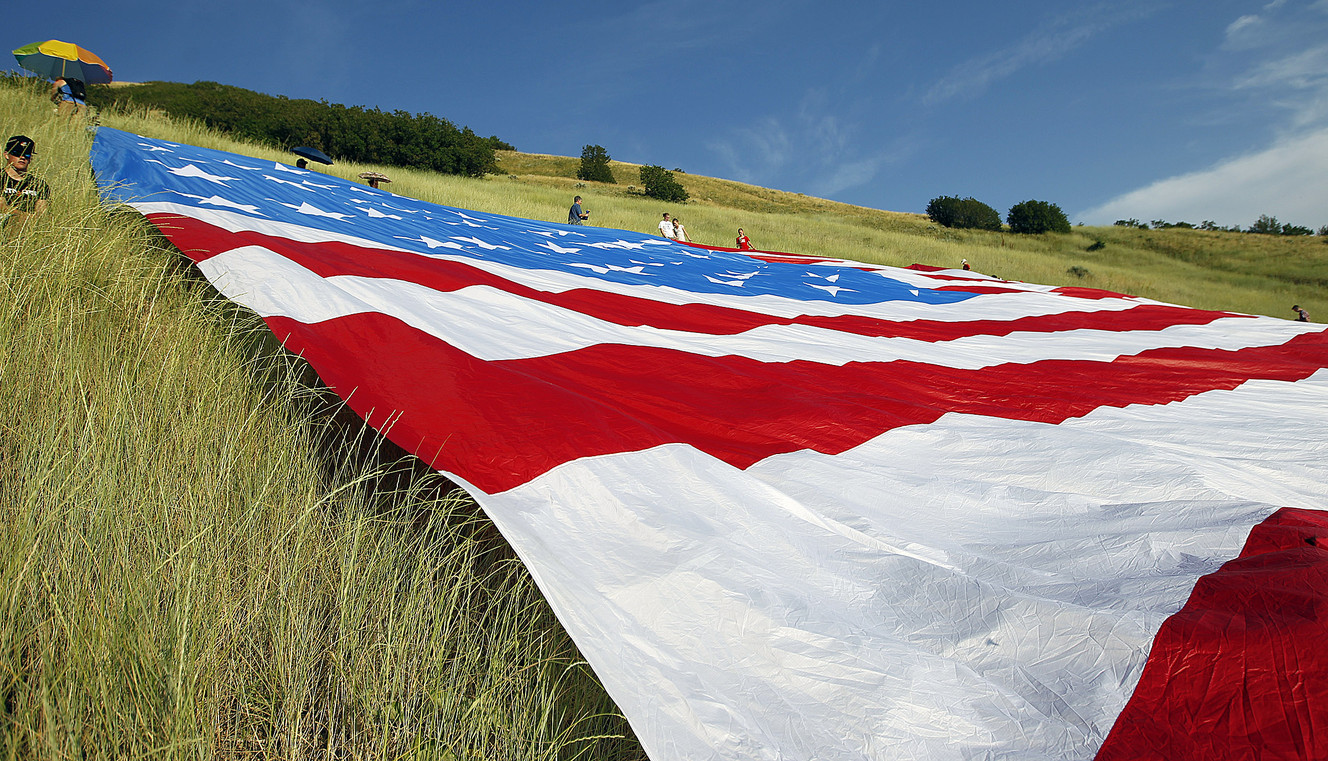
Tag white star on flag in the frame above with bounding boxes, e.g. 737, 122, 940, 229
451, 236, 510, 251
277, 201, 354, 220
585, 240, 648, 251
221, 159, 263, 171
168, 164, 238, 185
397, 235, 464, 250
540, 242, 583, 255
263, 175, 317, 191
809, 283, 852, 296
359, 207, 403, 220
565, 262, 651, 275
169, 191, 263, 215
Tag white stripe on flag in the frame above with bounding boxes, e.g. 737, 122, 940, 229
470, 371, 1328, 761
198, 244, 1316, 366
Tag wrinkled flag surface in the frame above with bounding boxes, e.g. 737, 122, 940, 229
91, 126, 1328, 761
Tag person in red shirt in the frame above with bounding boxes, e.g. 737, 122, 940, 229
736, 228, 752, 250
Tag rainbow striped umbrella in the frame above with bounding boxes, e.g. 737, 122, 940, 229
12, 39, 112, 84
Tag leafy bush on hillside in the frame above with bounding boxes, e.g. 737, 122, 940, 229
640, 164, 689, 203
925, 196, 1002, 230
1007, 199, 1071, 235
1249, 215, 1317, 236
577, 144, 616, 183
1248, 214, 1282, 235
90, 80, 509, 177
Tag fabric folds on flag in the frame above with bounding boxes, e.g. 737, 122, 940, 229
90, 127, 1328, 761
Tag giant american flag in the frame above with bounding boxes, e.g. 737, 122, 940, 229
91, 126, 1328, 761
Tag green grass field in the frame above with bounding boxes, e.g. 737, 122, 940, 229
2, 77, 1326, 759
1, 81, 640, 760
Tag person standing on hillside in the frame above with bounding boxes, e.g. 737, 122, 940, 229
672, 217, 688, 242
1294, 304, 1311, 322
736, 228, 752, 250
658, 212, 675, 239
568, 195, 589, 225
1, 135, 49, 230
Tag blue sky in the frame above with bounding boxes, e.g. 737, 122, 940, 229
13, 0, 1328, 229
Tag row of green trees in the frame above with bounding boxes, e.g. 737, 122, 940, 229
926, 196, 1071, 234
88, 80, 512, 177
1116, 216, 1328, 236
927, 195, 1328, 238
578, 144, 689, 203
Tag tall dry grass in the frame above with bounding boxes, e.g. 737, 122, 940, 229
1, 80, 640, 760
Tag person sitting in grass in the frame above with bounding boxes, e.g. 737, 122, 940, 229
1293, 304, 1311, 322
1, 135, 49, 229
50, 77, 87, 120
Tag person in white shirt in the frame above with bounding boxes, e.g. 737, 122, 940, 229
658, 212, 675, 238
672, 218, 688, 242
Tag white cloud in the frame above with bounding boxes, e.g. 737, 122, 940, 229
1224, 14, 1263, 45
1235, 44, 1328, 90
1084, 2, 1328, 230
707, 117, 794, 184
1076, 128, 1328, 228
706, 86, 918, 198
923, 4, 1151, 105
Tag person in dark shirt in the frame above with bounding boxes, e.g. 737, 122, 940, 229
568, 195, 588, 224
1293, 304, 1310, 322
1, 135, 49, 228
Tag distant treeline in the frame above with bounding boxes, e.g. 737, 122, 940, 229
89, 81, 513, 177
1115, 215, 1327, 236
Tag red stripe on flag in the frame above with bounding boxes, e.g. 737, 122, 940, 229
1096, 507, 1328, 761
260, 311, 1328, 493
150, 214, 1242, 341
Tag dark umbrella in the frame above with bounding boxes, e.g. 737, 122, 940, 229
292, 146, 333, 165
13, 39, 113, 84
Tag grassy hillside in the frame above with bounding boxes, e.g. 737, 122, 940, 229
488, 151, 1328, 321
3, 76, 1326, 760
0, 81, 639, 760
